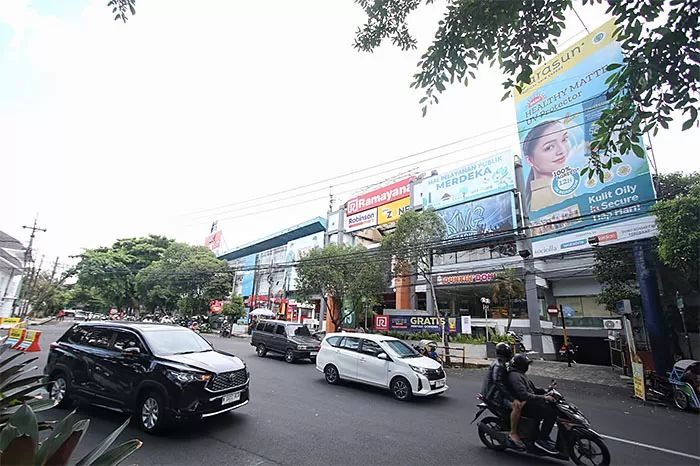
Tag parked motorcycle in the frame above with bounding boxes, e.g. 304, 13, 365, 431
472, 380, 610, 466
221, 321, 232, 338
507, 331, 529, 354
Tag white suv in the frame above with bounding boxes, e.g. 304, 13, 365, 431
316, 333, 447, 401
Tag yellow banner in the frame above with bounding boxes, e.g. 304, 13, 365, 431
632, 356, 645, 401
8, 328, 24, 339
377, 197, 410, 226
24, 331, 37, 342
515, 19, 618, 103
0, 317, 21, 325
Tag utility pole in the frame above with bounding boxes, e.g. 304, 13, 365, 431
12, 217, 46, 317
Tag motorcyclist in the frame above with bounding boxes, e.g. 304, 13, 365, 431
507, 354, 559, 454
481, 343, 525, 450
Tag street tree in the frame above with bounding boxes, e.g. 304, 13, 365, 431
652, 172, 700, 293
66, 283, 109, 314
593, 246, 640, 312
136, 243, 234, 317
490, 268, 525, 333
381, 210, 448, 350
222, 294, 246, 321
351, 0, 699, 175
295, 244, 387, 332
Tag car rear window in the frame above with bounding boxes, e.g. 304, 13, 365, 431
340, 337, 360, 351
325, 336, 342, 347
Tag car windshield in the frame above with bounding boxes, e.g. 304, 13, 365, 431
383, 340, 421, 358
287, 324, 312, 337
144, 328, 213, 356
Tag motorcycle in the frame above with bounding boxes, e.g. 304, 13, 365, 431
507, 331, 529, 354
471, 381, 610, 466
220, 321, 232, 338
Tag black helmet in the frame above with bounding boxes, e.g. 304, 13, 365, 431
511, 353, 532, 372
495, 342, 513, 359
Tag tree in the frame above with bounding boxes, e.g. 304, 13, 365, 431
490, 268, 525, 333
66, 283, 109, 313
382, 210, 448, 352
652, 172, 700, 293
136, 243, 234, 317
295, 244, 387, 332
593, 246, 640, 312
222, 294, 246, 321
352, 0, 698, 175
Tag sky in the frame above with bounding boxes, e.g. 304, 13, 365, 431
1, 0, 698, 269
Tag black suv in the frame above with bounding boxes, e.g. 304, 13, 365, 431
45, 322, 249, 433
251, 320, 320, 363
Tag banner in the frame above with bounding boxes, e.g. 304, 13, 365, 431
377, 197, 410, 226
417, 151, 515, 210
435, 192, 517, 243
205, 231, 222, 251
345, 208, 378, 232
460, 316, 472, 335
345, 177, 412, 216
386, 315, 459, 334
514, 20, 656, 257
240, 254, 256, 296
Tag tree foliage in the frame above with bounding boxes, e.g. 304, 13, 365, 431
136, 243, 233, 316
295, 244, 387, 331
593, 245, 640, 312
222, 295, 246, 321
652, 172, 700, 291
353, 0, 699, 174
490, 268, 525, 333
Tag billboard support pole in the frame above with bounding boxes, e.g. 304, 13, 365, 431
514, 158, 545, 356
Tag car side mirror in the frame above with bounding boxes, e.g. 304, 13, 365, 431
122, 347, 141, 356
377, 352, 390, 361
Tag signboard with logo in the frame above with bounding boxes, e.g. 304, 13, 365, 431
377, 197, 411, 226
205, 231, 222, 251
345, 208, 378, 232
209, 300, 223, 314
384, 315, 460, 334
345, 177, 412, 216
434, 272, 498, 286
514, 20, 657, 257
435, 191, 517, 243
416, 151, 515, 210
374, 314, 390, 332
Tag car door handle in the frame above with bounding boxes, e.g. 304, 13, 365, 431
359, 357, 366, 362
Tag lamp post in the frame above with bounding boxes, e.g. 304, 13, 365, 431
481, 297, 491, 343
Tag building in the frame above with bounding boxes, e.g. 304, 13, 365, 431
0, 230, 26, 317
218, 218, 326, 325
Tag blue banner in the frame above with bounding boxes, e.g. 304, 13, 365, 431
240, 254, 256, 296
435, 191, 517, 243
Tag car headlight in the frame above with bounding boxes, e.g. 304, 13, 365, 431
166, 370, 211, 385
409, 365, 428, 375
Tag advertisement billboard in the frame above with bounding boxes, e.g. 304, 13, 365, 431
377, 197, 411, 226
344, 208, 378, 232
204, 231, 222, 251
240, 254, 256, 297
345, 177, 412, 216
514, 20, 656, 257
285, 232, 323, 290
435, 191, 517, 243
382, 315, 461, 334
416, 151, 516, 210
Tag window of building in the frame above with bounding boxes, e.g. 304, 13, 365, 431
555, 296, 611, 317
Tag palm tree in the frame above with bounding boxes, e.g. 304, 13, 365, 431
490, 268, 525, 334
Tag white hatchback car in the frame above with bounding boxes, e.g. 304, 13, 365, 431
316, 333, 447, 400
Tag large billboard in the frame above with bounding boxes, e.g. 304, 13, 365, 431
435, 191, 517, 243
344, 177, 413, 232
416, 151, 516, 210
377, 197, 410, 226
345, 177, 411, 216
514, 20, 656, 257
204, 231, 222, 251
240, 254, 256, 296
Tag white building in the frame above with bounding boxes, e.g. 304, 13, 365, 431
0, 230, 26, 317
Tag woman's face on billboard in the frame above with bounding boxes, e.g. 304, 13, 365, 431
526, 121, 571, 176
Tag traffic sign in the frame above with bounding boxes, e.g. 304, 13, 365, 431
547, 305, 559, 317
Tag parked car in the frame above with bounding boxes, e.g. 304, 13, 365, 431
251, 319, 320, 363
316, 333, 447, 401
73, 310, 88, 321
44, 322, 249, 433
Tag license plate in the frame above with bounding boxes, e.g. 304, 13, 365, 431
222, 392, 241, 405
435, 380, 445, 388
310, 351, 318, 356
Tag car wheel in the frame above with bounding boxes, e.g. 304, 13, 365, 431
673, 387, 690, 410
285, 349, 295, 364
139, 392, 165, 434
256, 344, 267, 358
49, 373, 71, 408
324, 364, 340, 385
391, 377, 412, 401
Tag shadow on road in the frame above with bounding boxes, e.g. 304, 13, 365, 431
308, 376, 453, 406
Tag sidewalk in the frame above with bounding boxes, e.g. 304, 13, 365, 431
528, 359, 632, 389
27, 317, 56, 326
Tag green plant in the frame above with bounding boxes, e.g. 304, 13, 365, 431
0, 344, 142, 465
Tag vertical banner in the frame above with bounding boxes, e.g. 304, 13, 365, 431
514, 20, 657, 257
460, 315, 472, 335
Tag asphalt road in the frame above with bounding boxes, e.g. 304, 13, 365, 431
22, 321, 700, 466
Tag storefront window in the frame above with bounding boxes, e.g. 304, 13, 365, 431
555, 296, 611, 317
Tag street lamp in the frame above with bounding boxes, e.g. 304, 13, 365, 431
481, 297, 491, 343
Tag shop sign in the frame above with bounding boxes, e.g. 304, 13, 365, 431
632, 355, 645, 401
514, 20, 656, 257
345, 177, 412, 216
344, 208, 378, 232
460, 315, 472, 335
204, 231, 222, 251
434, 272, 498, 286
416, 151, 515, 210
435, 191, 517, 243
377, 197, 410, 226
374, 314, 389, 332
386, 315, 459, 334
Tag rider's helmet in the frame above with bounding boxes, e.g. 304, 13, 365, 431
511, 353, 532, 373
426, 342, 438, 353
495, 342, 513, 360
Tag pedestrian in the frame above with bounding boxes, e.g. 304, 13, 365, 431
57, 310, 65, 322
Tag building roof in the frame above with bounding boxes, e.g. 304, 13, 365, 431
0, 230, 25, 250
217, 217, 327, 262
0, 230, 26, 271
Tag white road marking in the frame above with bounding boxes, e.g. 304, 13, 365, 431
600, 434, 700, 461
